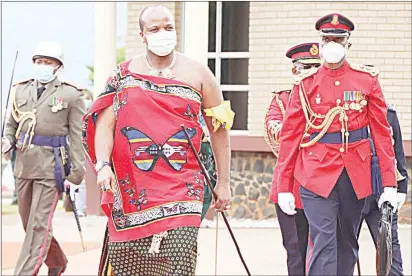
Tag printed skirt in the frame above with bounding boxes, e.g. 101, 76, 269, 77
100, 226, 199, 276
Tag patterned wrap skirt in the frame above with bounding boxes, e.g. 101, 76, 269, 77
99, 226, 199, 276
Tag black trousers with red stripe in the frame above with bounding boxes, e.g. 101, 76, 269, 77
275, 204, 309, 276
300, 169, 365, 276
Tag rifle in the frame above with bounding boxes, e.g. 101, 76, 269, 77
376, 201, 393, 276
2, 50, 19, 136
181, 125, 251, 276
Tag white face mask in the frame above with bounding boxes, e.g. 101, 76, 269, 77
33, 64, 59, 83
146, 30, 177, 57
320, 41, 347, 64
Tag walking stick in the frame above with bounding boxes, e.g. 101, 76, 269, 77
2, 50, 19, 136
181, 125, 251, 276
65, 187, 87, 251
98, 224, 110, 276
357, 259, 361, 276
215, 212, 219, 276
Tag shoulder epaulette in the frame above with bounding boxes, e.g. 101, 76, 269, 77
387, 103, 396, 112
61, 81, 84, 91
272, 89, 292, 94
350, 63, 379, 77
292, 66, 319, 85
12, 79, 33, 87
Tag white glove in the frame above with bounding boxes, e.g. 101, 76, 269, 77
278, 192, 297, 215
1, 137, 12, 153
378, 187, 398, 213
397, 193, 406, 212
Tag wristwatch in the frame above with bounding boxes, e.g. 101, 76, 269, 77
95, 161, 111, 173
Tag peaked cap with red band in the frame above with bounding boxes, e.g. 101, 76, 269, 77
315, 13, 355, 35
286, 43, 321, 64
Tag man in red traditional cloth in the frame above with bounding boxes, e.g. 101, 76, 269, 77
82, 5, 234, 276
264, 42, 321, 276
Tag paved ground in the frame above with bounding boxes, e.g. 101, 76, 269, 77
2, 163, 411, 275
1, 208, 411, 276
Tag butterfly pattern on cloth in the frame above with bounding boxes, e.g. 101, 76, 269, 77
119, 175, 131, 186
121, 127, 197, 172
199, 141, 217, 182
113, 91, 128, 119
192, 171, 204, 186
186, 183, 202, 201
101, 66, 121, 96
114, 215, 127, 227
119, 175, 148, 211
129, 189, 148, 211
184, 104, 197, 120
162, 204, 179, 216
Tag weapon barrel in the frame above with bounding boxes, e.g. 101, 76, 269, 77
180, 125, 251, 276
2, 50, 19, 137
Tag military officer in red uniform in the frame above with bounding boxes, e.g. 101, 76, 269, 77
264, 42, 321, 276
276, 13, 399, 275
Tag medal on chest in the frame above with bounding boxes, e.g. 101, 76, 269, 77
343, 91, 367, 112
51, 96, 64, 113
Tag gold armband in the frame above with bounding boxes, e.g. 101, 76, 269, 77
203, 101, 235, 132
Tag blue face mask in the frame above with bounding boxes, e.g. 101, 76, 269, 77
33, 64, 58, 83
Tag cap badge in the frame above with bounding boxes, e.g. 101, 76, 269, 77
331, 14, 339, 26
310, 44, 319, 56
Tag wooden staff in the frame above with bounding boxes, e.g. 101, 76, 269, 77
181, 125, 251, 276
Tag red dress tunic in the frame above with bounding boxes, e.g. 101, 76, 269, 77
264, 90, 304, 209
277, 62, 396, 199
82, 60, 205, 242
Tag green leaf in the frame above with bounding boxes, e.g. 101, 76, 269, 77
85, 47, 126, 91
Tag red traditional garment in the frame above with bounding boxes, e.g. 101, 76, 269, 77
82, 60, 205, 242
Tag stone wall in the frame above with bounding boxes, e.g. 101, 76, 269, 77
227, 152, 412, 219
227, 151, 277, 220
